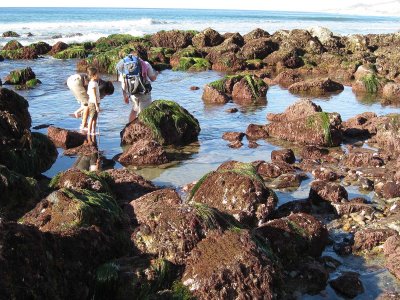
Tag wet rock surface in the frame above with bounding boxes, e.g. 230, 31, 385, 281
329, 272, 364, 298
47, 126, 86, 149
118, 139, 169, 166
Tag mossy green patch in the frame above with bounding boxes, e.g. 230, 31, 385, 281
361, 74, 380, 94
2, 40, 23, 50
171, 281, 194, 300
53, 46, 89, 59
138, 100, 200, 145
94, 34, 143, 52
173, 57, 210, 71
243, 74, 267, 98
306, 112, 333, 146
25, 78, 40, 88
208, 74, 244, 93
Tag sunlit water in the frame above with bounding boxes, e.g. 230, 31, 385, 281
1, 57, 400, 298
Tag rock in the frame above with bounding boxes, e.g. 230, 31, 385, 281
201, 85, 229, 104
231, 75, 268, 103
341, 112, 378, 138
21, 188, 124, 238
29, 41, 52, 55
190, 86, 199, 90
63, 142, 98, 156
270, 199, 312, 219
255, 213, 328, 266
105, 168, 157, 204
118, 139, 169, 166
189, 161, 278, 227
288, 78, 344, 96
121, 100, 200, 146
354, 64, 375, 81
332, 201, 375, 217
0, 220, 124, 300
266, 112, 343, 147
312, 167, 339, 181
384, 235, 400, 280
267, 98, 322, 122
245, 124, 269, 140
182, 230, 278, 299
0, 56, 3, 62
222, 32, 244, 47
0, 165, 40, 220
372, 114, 400, 155
2, 40, 23, 50
353, 228, 397, 252
271, 149, 295, 164
273, 70, 303, 88
240, 38, 278, 60
382, 82, 400, 103
49, 41, 69, 55
308, 26, 333, 44
130, 189, 223, 264
256, 161, 296, 179
2, 31, 20, 37
300, 145, 329, 160
47, 126, 86, 149
243, 28, 270, 43
352, 74, 383, 94
329, 272, 364, 298
226, 107, 238, 113
4, 67, 36, 85
192, 28, 223, 48
268, 173, 302, 189
381, 182, 400, 199
279, 29, 325, 54
309, 180, 348, 206
150, 30, 194, 49
222, 131, 245, 142
345, 149, 384, 168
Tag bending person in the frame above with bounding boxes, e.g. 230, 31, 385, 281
116, 50, 157, 122
67, 72, 114, 130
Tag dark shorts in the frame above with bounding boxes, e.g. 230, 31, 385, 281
88, 103, 98, 119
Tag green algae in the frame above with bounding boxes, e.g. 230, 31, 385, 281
171, 281, 194, 300
306, 112, 333, 146
361, 74, 380, 93
173, 57, 211, 71
138, 100, 200, 145
53, 46, 89, 59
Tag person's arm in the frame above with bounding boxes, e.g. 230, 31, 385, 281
147, 63, 157, 82
94, 84, 100, 112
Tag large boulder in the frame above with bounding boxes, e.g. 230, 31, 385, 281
150, 30, 194, 49
329, 272, 364, 299
192, 28, 224, 48
279, 29, 325, 54
382, 82, 400, 103
29, 41, 52, 55
2, 40, 23, 51
0, 89, 57, 176
273, 69, 303, 87
267, 98, 322, 122
118, 139, 169, 166
49, 41, 69, 55
254, 213, 328, 266
266, 112, 343, 147
231, 75, 268, 103
288, 78, 344, 96
243, 28, 270, 43
47, 126, 86, 149
353, 228, 397, 252
0, 220, 124, 299
0, 165, 40, 220
309, 180, 348, 207
2, 31, 20, 37
384, 235, 400, 280
239, 38, 278, 60
201, 85, 230, 104
130, 189, 226, 264
371, 114, 400, 155
182, 229, 279, 299
189, 161, 278, 227
121, 100, 200, 146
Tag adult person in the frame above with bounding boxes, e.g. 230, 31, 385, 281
116, 50, 157, 122
67, 72, 114, 130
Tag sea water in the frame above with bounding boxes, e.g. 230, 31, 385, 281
1, 8, 400, 46
1, 8, 400, 299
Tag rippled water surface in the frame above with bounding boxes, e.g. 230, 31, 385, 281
1, 57, 400, 298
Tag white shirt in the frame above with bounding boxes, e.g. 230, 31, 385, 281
88, 80, 100, 104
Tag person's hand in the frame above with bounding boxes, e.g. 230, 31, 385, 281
96, 107, 100, 113
124, 96, 129, 104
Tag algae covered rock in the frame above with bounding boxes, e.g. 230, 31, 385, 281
53, 45, 89, 59
28, 41, 52, 55
254, 213, 329, 266
201, 85, 230, 104
121, 100, 200, 146
130, 189, 228, 264
231, 75, 268, 103
118, 139, 169, 166
0, 165, 40, 220
288, 78, 344, 96
172, 56, 211, 71
4, 67, 36, 85
182, 229, 279, 299
2, 31, 20, 37
49, 41, 69, 55
192, 28, 224, 48
266, 111, 343, 147
189, 161, 278, 227
267, 98, 322, 122
2, 40, 23, 51
151, 30, 194, 49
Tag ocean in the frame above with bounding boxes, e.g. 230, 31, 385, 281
1, 7, 400, 46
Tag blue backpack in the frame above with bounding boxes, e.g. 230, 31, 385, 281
123, 55, 146, 95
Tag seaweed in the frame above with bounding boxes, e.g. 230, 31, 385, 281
243, 74, 266, 99
361, 74, 380, 94
171, 281, 194, 300
306, 112, 333, 146
53, 46, 89, 59
173, 57, 210, 71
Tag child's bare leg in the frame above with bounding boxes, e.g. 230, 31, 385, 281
129, 110, 137, 123
92, 117, 97, 134
81, 106, 89, 128
87, 117, 93, 135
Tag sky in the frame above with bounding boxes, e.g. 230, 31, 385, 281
2, 0, 400, 16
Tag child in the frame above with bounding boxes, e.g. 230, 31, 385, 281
86, 67, 101, 138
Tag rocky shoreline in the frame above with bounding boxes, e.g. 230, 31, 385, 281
1, 27, 400, 299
